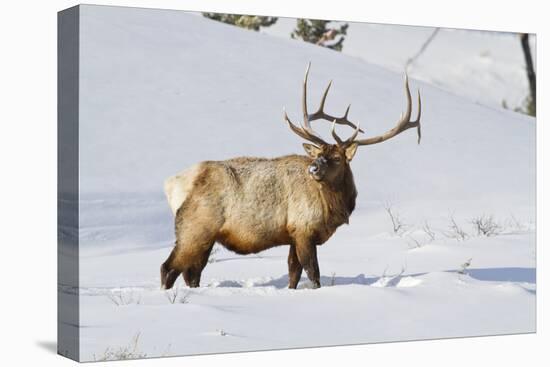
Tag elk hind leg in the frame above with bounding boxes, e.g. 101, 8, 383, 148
170, 197, 222, 288
161, 246, 181, 289
179, 241, 215, 288
162, 231, 216, 289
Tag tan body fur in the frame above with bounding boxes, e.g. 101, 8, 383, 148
161, 152, 357, 289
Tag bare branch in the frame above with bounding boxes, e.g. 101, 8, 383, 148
384, 203, 406, 235
471, 215, 501, 237
106, 288, 140, 306
405, 28, 440, 72
165, 287, 178, 304
165, 287, 191, 304
444, 214, 468, 241
422, 221, 436, 242
407, 235, 423, 249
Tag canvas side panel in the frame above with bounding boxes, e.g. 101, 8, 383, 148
57, 5, 80, 362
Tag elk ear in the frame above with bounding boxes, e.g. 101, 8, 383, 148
345, 143, 358, 162
302, 143, 321, 158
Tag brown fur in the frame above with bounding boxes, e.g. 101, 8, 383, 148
161, 144, 359, 289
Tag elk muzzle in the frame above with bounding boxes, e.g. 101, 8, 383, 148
309, 156, 328, 181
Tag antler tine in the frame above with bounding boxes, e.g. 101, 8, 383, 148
332, 120, 360, 148
330, 120, 344, 145
414, 90, 422, 144
353, 74, 421, 146
307, 82, 365, 133
302, 62, 312, 130
300, 63, 364, 133
330, 120, 360, 148
284, 108, 328, 147
395, 75, 421, 144
346, 122, 361, 145
300, 63, 323, 136
296, 62, 332, 145
318, 80, 333, 116
343, 104, 351, 119
401, 74, 412, 125
287, 63, 405, 148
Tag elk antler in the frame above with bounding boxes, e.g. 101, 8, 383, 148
352, 74, 421, 146
302, 63, 364, 133
284, 63, 364, 147
285, 64, 421, 148
331, 120, 360, 148
284, 109, 329, 146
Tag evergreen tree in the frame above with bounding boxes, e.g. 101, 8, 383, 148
291, 19, 349, 51
202, 13, 278, 31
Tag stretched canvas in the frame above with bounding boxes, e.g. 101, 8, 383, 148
58, 4, 536, 362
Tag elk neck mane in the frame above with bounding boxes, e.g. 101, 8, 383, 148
314, 163, 357, 226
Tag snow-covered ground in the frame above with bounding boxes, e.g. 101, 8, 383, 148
63, 5, 535, 361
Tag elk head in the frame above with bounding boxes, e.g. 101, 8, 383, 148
284, 63, 422, 185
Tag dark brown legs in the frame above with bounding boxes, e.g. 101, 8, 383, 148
160, 241, 214, 289
289, 240, 321, 289
161, 247, 181, 289
297, 243, 321, 288
163, 206, 322, 290
180, 243, 213, 288
161, 201, 222, 289
288, 245, 303, 289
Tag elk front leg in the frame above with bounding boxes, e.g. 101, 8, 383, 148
295, 240, 321, 289
288, 244, 303, 289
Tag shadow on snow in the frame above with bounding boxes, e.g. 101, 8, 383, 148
215, 267, 535, 289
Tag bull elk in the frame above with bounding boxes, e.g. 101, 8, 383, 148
161, 64, 421, 289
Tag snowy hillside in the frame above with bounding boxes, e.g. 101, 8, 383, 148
265, 18, 536, 110
64, 5, 535, 361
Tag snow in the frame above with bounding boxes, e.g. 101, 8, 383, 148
64, 5, 535, 361
264, 18, 536, 110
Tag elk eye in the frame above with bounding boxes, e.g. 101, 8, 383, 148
332, 157, 341, 164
